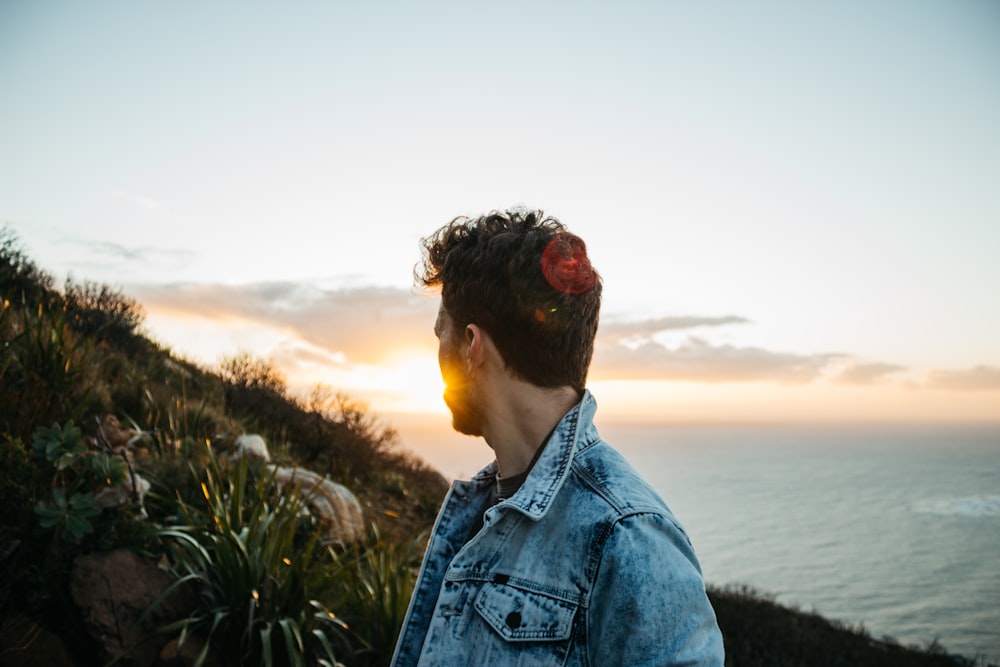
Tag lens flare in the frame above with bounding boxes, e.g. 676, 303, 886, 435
541, 234, 598, 294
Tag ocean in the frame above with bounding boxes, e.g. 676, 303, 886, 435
602, 423, 1000, 663
397, 417, 1000, 662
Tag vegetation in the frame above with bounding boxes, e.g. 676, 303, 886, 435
708, 585, 993, 667
0, 227, 445, 666
0, 226, 989, 666
150, 451, 351, 666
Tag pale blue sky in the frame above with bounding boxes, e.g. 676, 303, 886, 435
2, 1, 999, 419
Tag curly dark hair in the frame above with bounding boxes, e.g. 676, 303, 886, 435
416, 209, 602, 392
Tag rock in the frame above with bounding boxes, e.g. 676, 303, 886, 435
231, 433, 270, 461
93, 470, 151, 510
272, 466, 366, 544
69, 549, 195, 667
96, 414, 143, 450
154, 636, 223, 667
227, 434, 366, 543
0, 613, 76, 667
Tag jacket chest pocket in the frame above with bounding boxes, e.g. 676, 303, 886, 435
423, 578, 581, 666
474, 581, 578, 642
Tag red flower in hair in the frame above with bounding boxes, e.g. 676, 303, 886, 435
541, 234, 598, 295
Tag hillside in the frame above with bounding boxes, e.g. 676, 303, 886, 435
0, 227, 987, 666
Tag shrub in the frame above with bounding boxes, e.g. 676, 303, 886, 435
220, 351, 288, 398
0, 301, 95, 438
151, 446, 354, 667
63, 278, 146, 353
0, 421, 151, 617
0, 225, 55, 305
707, 584, 971, 667
0, 238, 451, 665
337, 526, 425, 667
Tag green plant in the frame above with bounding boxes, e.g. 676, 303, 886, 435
128, 384, 234, 526
32, 421, 86, 471
29, 420, 148, 544
0, 237, 454, 666
0, 297, 15, 385
1, 301, 94, 437
130, 384, 207, 459
150, 446, 354, 667
0, 436, 41, 600
338, 526, 424, 667
30, 422, 120, 542
0, 422, 150, 616
33, 487, 101, 541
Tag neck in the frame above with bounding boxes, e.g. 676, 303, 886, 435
481, 381, 581, 478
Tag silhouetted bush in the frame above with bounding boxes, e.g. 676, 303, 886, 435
64, 278, 147, 355
708, 585, 980, 667
0, 225, 55, 305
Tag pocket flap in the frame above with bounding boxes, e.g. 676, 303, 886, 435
474, 582, 577, 642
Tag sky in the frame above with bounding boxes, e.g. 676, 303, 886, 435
2, 1, 999, 465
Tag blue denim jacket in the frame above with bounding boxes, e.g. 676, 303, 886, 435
391, 391, 724, 666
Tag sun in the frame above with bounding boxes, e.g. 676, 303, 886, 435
365, 351, 448, 414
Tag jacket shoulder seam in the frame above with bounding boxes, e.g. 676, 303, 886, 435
571, 458, 667, 519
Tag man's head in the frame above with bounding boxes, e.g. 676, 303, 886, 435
417, 209, 602, 396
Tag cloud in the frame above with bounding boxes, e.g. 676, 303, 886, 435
593, 315, 842, 384
926, 365, 1000, 391
834, 362, 908, 386
135, 280, 997, 393
57, 239, 199, 279
110, 190, 162, 210
599, 315, 749, 341
136, 283, 764, 379
82, 240, 195, 263
268, 340, 349, 370
134, 282, 438, 365
592, 336, 841, 384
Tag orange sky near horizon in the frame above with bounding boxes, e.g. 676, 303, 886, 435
142, 304, 1000, 431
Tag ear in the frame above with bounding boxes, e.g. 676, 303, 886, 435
464, 323, 485, 374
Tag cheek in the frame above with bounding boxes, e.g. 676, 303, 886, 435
437, 342, 455, 382
438, 344, 467, 389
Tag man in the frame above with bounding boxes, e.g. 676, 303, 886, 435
391, 209, 724, 666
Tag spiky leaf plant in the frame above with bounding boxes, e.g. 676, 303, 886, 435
338, 525, 425, 667
150, 446, 353, 667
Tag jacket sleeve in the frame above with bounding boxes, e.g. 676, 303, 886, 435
587, 512, 724, 666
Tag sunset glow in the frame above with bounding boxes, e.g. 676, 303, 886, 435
3, 1, 997, 439
142, 300, 999, 432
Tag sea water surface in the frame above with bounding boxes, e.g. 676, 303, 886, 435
398, 418, 1000, 662
601, 423, 1000, 662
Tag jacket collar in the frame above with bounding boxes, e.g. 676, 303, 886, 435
473, 390, 599, 521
